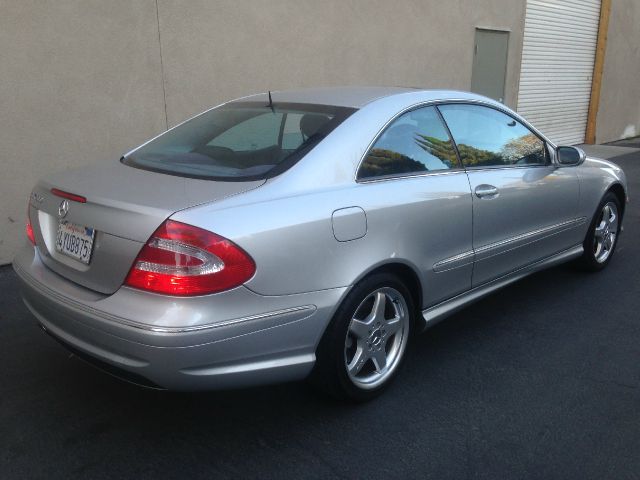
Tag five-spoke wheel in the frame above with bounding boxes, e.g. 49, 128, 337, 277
593, 202, 619, 264
578, 192, 622, 271
345, 287, 410, 390
312, 273, 414, 401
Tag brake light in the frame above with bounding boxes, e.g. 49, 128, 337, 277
51, 188, 86, 203
124, 220, 255, 296
26, 201, 35, 245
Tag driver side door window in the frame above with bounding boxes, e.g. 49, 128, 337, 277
438, 104, 548, 168
438, 103, 580, 286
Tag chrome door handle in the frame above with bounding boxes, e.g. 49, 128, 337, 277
475, 184, 499, 198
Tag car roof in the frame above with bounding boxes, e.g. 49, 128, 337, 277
233, 86, 490, 108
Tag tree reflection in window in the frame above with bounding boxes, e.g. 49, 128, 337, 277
360, 148, 428, 178
502, 134, 546, 165
358, 107, 459, 180
439, 104, 547, 168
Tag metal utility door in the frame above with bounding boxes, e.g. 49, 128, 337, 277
471, 29, 509, 103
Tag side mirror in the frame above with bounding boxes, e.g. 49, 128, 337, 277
556, 146, 586, 166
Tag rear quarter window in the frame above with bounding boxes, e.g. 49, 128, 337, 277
358, 105, 460, 180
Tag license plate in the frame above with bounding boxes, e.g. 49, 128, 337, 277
55, 221, 96, 264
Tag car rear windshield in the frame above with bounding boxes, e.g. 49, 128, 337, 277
122, 101, 356, 181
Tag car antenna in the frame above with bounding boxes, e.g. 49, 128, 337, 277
268, 90, 275, 114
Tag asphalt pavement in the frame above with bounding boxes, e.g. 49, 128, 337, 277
1, 143, 639, 479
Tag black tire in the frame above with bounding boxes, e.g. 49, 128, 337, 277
310, 273, 415, 402
576, 192, 622, 271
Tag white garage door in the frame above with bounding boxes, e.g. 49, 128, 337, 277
517, 0, 601, 145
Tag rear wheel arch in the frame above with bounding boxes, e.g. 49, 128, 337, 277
350, 262, 423, 314
314, 261, 423, 351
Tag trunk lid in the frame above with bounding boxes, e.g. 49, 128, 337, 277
30, 161, 264, 294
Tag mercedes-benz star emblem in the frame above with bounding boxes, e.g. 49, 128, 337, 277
58, 199, 69, 218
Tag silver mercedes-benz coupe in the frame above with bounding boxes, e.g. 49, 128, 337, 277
13, 87, 628, 400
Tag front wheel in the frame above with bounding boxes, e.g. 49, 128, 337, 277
577, 192, 621, 271
311, 273, 413, 402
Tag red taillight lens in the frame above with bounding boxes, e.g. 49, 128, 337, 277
51, 188, 86, 203
124, 220, 255, 296
26, 202, 36, 245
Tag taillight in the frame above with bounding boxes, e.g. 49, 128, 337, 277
51, 188, 86, 203
26, 202, 35, 246
124, 220, 255, 296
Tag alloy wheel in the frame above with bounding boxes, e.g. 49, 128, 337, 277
593, 202, 619, 264
344, 287, 410, 390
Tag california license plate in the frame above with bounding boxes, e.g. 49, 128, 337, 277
55, 221, 95, 264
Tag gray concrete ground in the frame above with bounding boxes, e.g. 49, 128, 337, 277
1, 144, 639, 479
579, 136, 640, 159
605, 136, 640, 149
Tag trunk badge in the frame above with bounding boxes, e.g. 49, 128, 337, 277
58, 199, 69, 218
30, 192, 43, 204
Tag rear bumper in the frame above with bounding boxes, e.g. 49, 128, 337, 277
13, 245, 346, 390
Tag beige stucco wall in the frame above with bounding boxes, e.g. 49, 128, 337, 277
0, 0, 167, 264
157, 0, 526, 125
0, 0, 527, 264
596, 0, 640, 143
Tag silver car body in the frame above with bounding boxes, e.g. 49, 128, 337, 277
13, 87, 628, 389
